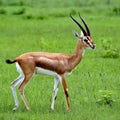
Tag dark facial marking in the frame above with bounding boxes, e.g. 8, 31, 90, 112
84, 39, 88, 43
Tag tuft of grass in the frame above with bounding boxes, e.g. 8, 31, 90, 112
8, 0, 27, 6
96, 90, 115, 106
23, 13, 35, 19
12, 7, 26, 15
37, 15, 48, 20
24, 14, 48, 20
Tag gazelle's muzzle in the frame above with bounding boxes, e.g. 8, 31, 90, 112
91, 44, 96, 49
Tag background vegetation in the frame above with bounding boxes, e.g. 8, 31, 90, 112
0, 0, 120, 120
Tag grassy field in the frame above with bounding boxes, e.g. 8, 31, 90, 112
0, 0, 120, 120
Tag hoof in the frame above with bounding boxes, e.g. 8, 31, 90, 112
13, 106, 18, 111
50, 107, 54, 111
27, 107, 31, 111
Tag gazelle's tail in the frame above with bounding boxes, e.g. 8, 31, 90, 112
6, 59, 16, 64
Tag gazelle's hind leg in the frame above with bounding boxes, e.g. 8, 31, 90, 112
11, 75, 24, 111
18, 72, 34, 111
17, 61, 35, 110
11, 63, 24, 111
51, 76, 60, 110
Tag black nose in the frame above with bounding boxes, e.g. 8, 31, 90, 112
91, 44, 96, 49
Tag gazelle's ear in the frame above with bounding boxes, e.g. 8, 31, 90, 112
73, 30, 81, 39
80, 31, 84, 37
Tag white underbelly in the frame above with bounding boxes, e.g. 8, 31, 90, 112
35, 67, 72, 78
35, 67, 58, 77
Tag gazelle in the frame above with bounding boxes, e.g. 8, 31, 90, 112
6, 14, 95, 111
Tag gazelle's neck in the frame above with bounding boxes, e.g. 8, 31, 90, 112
74, 40, 84, 56
68, 41, 84, 70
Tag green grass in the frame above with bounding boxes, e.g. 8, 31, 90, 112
0, 0, 120, 120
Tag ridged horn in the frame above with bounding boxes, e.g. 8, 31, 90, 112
70, 14, 87, 36
79, 13, 90, 36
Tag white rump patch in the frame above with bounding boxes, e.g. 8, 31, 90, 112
16, 62, 24, 75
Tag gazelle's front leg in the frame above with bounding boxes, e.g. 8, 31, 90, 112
51, 76, 60, 110
61, 76, 70, 110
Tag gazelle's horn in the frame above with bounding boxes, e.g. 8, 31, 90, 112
70, 14, 87, 36
79, 13, 90, 36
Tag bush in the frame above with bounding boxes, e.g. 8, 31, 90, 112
12, 7, 25, 15
0, 0, 3, 6
70, 9, 77, 15
113, 7, 120, 15
102, 49, 119, 58
0, 8, 7, 14
101, 38, 119, 58
96, 90, 115, 106
101, 38, 111, 50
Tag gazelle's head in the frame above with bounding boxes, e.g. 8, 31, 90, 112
70, 14, 96, 49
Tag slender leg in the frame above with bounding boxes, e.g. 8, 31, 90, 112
61, 76, 70, 110
11, 74, 24, 111
18, 73, 33, 110
51, 76, 60, 110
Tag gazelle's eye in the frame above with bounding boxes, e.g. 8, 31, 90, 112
84, 39, 88, 43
